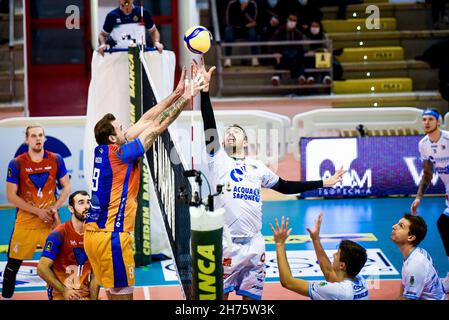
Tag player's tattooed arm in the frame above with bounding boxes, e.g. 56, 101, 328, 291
417, 160, 433, 198
139, 96, 189, 151
157, 95, 189, 125
126, 67, 187, 141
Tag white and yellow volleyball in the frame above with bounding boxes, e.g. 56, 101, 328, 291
183, 26, 213, 55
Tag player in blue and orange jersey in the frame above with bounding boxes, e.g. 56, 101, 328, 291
2, 125, 71, 300
84, 66, 206, 300
37, 190, 99, 300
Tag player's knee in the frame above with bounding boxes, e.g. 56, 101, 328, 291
4, 258, 22, 277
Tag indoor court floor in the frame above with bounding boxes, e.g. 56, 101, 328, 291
1, 196, 448, 300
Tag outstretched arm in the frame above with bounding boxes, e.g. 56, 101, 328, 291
270, 216, 310, 297
193, 59, 220, 155
125, 66, 187, 141
138, 74, 206, 151
307, 213, 339, 282
271, 167, 346, 194
411, 160, 433, 215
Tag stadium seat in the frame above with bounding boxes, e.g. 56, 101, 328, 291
338, 46, 404, 63
333, 78, 413, 94
322, 18, 397, 33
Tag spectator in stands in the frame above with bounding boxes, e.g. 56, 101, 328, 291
224, 0, 260, 68
291, 0, 323, 31
257, 0, 291, 41
98, 0, 163, 56
427, 0, 449, 29
415, 38, 449, 105
303, 20, 332, 85
270, 13, 307, 86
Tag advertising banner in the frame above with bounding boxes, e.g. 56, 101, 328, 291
300, 136, 446, 197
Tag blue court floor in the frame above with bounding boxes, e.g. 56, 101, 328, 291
1, 196, 448, 293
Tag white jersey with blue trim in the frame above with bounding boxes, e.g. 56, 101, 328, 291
208, 148, 279, 238
402, 247, 446, 300
308, 275, 369, 300
419, 130, 449, 215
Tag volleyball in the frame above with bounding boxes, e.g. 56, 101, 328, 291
183, 26, 213, 55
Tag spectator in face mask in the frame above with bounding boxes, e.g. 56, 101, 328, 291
304, 20, 332, 85
224, 0, 261, 68
270, 13, 307, 86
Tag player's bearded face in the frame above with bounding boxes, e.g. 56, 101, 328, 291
223, 127, 246, 155
26, 127, 45, 153
422, 116, 439, 134
73, 196, 90, 222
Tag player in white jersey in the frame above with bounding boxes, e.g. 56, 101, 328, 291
411, 108, 449, 292
391, 214, 446, 300
195, 60, 346, 300
270, 213, 369, 300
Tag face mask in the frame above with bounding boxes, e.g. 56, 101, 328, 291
298, 0, 308, 5
287, 20, 297, 29
268, 0, 279, 7
310, 27, 320, 35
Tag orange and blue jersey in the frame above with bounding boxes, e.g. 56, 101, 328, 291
86, 139, 144, 233
41, 220, 92, 300
6, 151, 68, 229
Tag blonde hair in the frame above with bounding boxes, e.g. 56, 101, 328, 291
25, 124, 45, 137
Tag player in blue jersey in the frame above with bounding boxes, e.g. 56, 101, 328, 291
98, 0, 163, 55
271, 213, 370, 300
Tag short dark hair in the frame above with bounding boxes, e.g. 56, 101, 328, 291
227, 124, 248, 141
94, 113, 116, 145
339, 240, 367, 278
403, 213, 427, 246
68, 190, 89, 208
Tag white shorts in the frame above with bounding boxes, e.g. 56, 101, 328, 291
222, 233, 265, 300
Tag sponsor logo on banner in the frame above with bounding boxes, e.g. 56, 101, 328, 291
300, 136, 445, 197
0, 261, 46, 289
264, 249, 399, 278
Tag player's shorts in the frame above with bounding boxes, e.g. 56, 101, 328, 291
8, 226, 53, 260
222, 233, 266, 300
84, 230, 135, 289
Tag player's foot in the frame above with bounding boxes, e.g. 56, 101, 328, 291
224, 58, 232, 68
442, 272, 449, 293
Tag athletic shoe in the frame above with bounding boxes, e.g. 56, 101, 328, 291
298, 75, 306, 85
224, 58, 232, 68
271, 75, 280, 86
323, 75, 332, 85
306, 76, 315, 85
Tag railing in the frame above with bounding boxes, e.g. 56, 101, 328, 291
216, 39, 333, 96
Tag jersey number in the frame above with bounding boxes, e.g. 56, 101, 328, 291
92, 168, 100, 192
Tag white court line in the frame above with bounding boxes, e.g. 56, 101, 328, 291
143, 286, 151, 300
